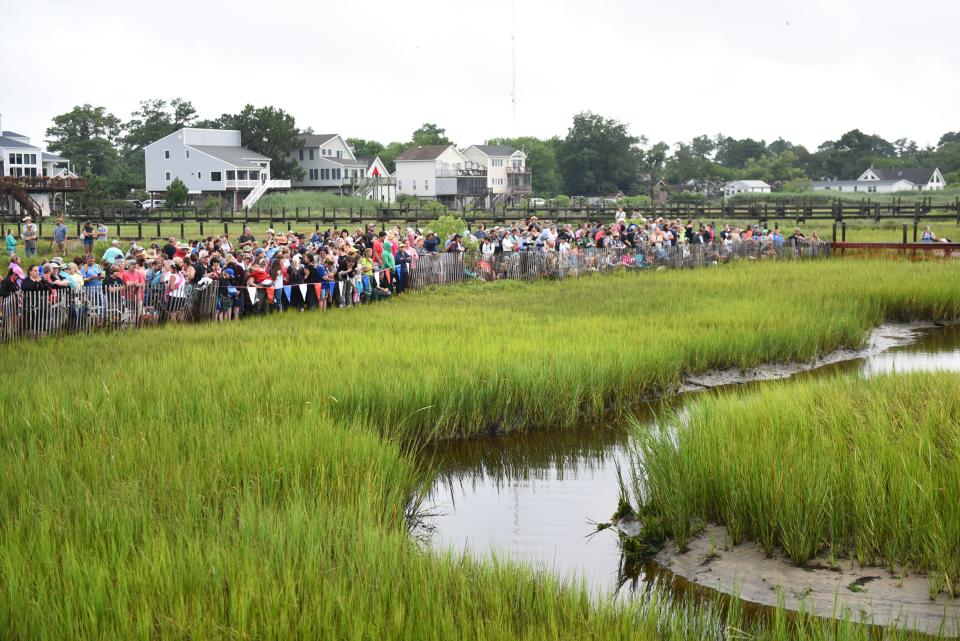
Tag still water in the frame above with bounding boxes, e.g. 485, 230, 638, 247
418, 325, 960, 598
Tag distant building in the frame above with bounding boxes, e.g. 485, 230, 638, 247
461, 144, 532, 206
289, 134, 395, 203
0, 113, 81, 217
723, 180, 771, 197
393, 144, 488, 209
144, 128, 290, 209
812, 167, 947, 194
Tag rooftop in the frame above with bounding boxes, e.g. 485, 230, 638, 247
396, 145, 453, 161
300, 134, 339, 147
471, 144, 519, 157
191, 145, 271, 168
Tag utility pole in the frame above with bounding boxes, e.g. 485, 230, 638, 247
511, 0, 517, 135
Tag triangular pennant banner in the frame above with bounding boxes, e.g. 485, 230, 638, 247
247, 287, 258, 304
299, 284, 307, 298
313, 283, 322, 299
283, 286, 291, 302
338, 281, 344, 298
266, 287, 275, 304
385, 270, 392, 284
374, 272, 380, 287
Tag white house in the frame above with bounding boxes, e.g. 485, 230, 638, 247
144, 128, 290, 209
811, 167, 946, 194
857, 167, 947, 191
0, 113, 80, 217
289, 134, 395, 203
462, 144, 532, 204
394, 144, 489, 209
723, 180, 771, 197
811, 179, 913, 194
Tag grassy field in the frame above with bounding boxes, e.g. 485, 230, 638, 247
2, 260, 960, 638
630, 372, 960, 596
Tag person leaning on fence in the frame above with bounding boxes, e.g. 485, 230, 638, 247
81, 220, 95, 255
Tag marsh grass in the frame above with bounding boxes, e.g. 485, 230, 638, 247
631, 372, 960, 597
2, 259, 960, 638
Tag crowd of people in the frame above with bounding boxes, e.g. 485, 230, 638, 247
0, 214, 827, 336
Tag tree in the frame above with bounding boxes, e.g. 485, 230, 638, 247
212, 105, 305, 181
715, 136, 768, 169
411, 123, 451, 146
121, 98, 198, 191
346, 138, 385, 159
813, 129, 896, 179
378, 141, 409, 174
556, 112, 642, 195
165, 178, 188, 210
487, 136, 563, 196
46, 104, 122, 176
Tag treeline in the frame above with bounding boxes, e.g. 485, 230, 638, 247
44, 100, 960, 203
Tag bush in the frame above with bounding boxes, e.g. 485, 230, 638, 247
552, 195, 572, 208
621, 195, 652, 208
670, 190, 705, 204
198, 195, 230, 213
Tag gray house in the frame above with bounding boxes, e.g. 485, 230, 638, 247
289, 133, 395, 203
144, 128, 290, 209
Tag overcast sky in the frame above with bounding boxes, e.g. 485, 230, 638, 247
2, 0, 957, 153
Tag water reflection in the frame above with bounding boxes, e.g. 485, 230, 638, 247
418, 325, 960, 598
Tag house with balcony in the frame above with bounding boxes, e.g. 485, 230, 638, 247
394, 144, 489, 209
462, 144, 532, 206
0, 114, 82, 218
289, 133, 395, 203
144, 128, 290, 209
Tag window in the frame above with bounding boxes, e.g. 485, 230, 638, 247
185, 149, 190, 159
413, 180, 417, 191
226, 170, 236, 180
299, 149, 304, 161
7, 154, 13, 164
15, 153, 22, 164
309, 149, 314, 161
210, 171, 222, 182
336, 150, 342, 158
165, 171, 171, 181
250, 170, 259, 181
398, 180, 402, 190
164, 150, 170, 159
424, 179, 428, 191
197, 171, 203, 180
237, 171, 248, 180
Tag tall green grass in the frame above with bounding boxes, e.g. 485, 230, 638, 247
630, 372, 960, 596
2, 259, 960, 638
255, 190, 382, 213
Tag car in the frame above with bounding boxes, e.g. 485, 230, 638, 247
123, 199, 145, 210
528, 197, 546, 208
141, 199, 165, 210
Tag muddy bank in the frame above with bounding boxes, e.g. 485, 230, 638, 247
680, 322, 940, 390
631, 523, 960, 637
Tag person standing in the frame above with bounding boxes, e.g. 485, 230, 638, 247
81, 220, 95, 255
21, 217, 37, 257
54, 217, 68, 256
5, 229, 16, 256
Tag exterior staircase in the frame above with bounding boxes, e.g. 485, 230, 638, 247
0, 179, 42, 218
242, 179, 291, 210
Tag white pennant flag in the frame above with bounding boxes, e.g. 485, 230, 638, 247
299, 284, 307, 298
247, 287, 258, 304
338, 281, 344, 298
374, 272, 380, 287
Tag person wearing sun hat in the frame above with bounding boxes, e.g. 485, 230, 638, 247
21, 216, 37, 257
